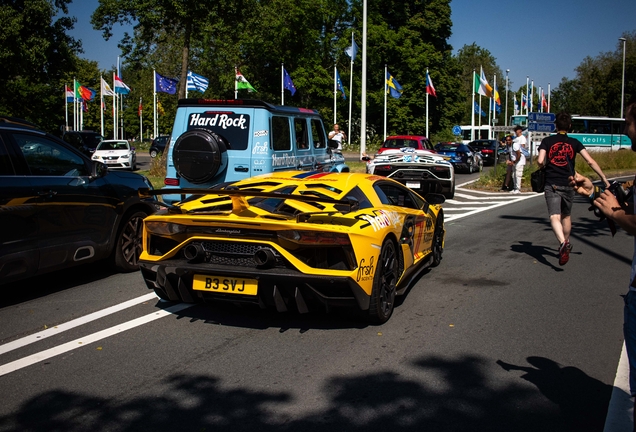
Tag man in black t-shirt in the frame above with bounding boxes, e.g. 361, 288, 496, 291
536, 112, 609, 266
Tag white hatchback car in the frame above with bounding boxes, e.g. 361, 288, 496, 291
92, 140, 137, 170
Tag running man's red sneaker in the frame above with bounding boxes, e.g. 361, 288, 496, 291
558, 241, 572, 266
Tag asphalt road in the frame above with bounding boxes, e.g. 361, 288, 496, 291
0, 185, 632, 431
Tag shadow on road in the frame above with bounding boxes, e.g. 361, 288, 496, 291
0, 353, 622, 432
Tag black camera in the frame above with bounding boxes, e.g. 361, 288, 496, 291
589, 181, 629, 219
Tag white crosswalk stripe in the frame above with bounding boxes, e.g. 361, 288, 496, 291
444, 182, 542, 221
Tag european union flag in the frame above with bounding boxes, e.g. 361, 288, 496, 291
336, 69, 346, 100
155, 72, 178, 95
283, 68, 296, 96
386, 71, 403, 99
474, 101, 486, 117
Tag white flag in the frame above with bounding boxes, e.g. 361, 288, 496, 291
101, 77, 115, 96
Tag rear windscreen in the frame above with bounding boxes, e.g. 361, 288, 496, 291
187, 112, 251, 150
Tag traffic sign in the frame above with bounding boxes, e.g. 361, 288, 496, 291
528, 112, 556, 122
452, 125, 462, 136
527, 122, 556, 132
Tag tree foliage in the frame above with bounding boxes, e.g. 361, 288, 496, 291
2, 0, 633, 142
0, 0, 81, 132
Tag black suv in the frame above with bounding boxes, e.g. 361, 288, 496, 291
149, 135, 169, 158
0, 117, 158, 285
62, 130, 104, 157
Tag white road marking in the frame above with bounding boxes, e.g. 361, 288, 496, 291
0, 293, 158, 356
445, 193, 540, 221
604, 342, 633, 432
0, 302, 192, 377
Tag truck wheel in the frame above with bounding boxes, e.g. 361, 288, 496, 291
173, 130, 228, 184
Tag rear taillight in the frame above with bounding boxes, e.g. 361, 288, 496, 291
482, 149, 493, 154
164, 178, 179, 186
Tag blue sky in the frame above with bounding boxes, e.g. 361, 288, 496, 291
67, 0, 635, 94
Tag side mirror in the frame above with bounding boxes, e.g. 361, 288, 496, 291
361, 156, 371, 162
91, 161, 108, 178
424, 193, 445, 205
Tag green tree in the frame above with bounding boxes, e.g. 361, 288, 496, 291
92, 0, 239, 98
0, 0, 81, 132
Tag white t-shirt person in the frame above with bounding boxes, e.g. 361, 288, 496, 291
328, 124, 347, 150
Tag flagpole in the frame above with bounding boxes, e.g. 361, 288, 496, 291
348, 32, 354, 150
100, 76, 104, 137
281, 63, 285, 105
492, 74, 496, 140
360, 0, 367, 158
333, 64, 337, 125
526, 75, 530, 115
153, 69, 157, 139
139, 97, 143, 142
530, 80, 534, 113
234, 66, 238, 100
548, 83, 551, 113
383, 64, 387, 142
425, 68, 429, 139
65, 85, 69, 131
113, 73, 117, 139
471, 70, 475, 141
73, 79, 77, 131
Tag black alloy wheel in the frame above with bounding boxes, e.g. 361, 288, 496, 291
114, 211, 147, 272
431, 212, 444, 267
368, 239, 399, 324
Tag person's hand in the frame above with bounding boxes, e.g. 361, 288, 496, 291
569, 172, 593, 197
594, 189, 623, 220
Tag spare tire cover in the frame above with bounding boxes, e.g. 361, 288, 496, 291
173, 129, 228, 184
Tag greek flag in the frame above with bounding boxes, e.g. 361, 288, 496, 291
187, 71, 209, 93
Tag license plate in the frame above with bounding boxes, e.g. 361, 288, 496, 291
192, 274, 258, 295
406, 181, 420, 189
105, 160, 118, 163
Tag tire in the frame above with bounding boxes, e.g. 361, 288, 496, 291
150, 149, 158, 158
368, 239, 399, 324
431, 212, 444, 267
173, 129, 228, 184
444, 180, 455, 200
113, 210, 147, 272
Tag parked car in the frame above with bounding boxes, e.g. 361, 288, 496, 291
162, 99, 349, 204
365, 148, 455, 199
138, 171, 445, 324
434, 142, 483, 173
377, 135, 436, 155
92, 139, 137, 170
467, 139, 506, 165
149, 135, 170, 158
0, 117, 158, 285
62, 130, 104, 157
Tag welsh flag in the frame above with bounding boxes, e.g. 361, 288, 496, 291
236, 69, 256, 92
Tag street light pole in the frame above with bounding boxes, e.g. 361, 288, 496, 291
620, 37, 627, 118
505, 69, 510, 126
